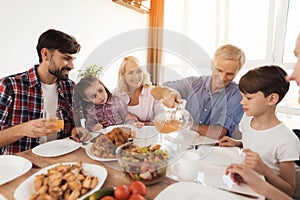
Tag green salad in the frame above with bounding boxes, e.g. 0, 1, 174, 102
118, 143, 170, 185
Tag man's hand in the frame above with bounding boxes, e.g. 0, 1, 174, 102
151, 85, 182, 108
71, 127, 92, 142
23, 118, 60, 138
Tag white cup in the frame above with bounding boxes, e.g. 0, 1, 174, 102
172, 151, 199, 181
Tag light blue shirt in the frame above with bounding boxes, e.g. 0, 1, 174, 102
163, 76, 244, 136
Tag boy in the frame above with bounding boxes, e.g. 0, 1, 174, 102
219, 65, 300, 197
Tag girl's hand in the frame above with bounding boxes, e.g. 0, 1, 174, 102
134, 121, 144, 129
92, 123, 103, 132
219, 136, 236, 147
243, 148, 269, 175
226, 164, 266, 193
129, 113, 139, 122
226, 164, 247, 185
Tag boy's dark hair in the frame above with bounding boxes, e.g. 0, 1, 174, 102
239, 65, 289, 104
36, 29, 81, 63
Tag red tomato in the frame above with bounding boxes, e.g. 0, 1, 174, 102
128, 194, 145, 200
114, 184, 130, 200
128, 181, 147, 196
101, 196, 116, 200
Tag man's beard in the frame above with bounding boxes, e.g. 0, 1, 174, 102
48, 59, 71, 80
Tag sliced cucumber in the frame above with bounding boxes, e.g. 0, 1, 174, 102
84, 187, 115, 200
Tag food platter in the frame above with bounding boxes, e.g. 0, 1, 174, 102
85, 143, 117, 162
86, 125, 159, 162
14, 162, 107, 200
85, 125, 196, 163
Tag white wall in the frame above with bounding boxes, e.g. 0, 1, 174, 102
0, 0, 147, 80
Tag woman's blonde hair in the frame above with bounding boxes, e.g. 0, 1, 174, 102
118, 56, 151, 94
213, 44, 246, 69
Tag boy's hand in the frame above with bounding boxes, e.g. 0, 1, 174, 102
219, 136, 236, 147
243, 148, 269, 175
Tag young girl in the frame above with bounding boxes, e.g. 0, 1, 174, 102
75, 75, 143, 132
219, 65, 300, 198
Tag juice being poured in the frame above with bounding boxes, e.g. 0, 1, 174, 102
154, 119, 181, 134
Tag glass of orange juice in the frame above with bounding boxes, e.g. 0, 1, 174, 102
39, 110, 64, 144
44, 110, 64, 130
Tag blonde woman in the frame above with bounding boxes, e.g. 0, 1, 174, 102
113, 56, 163, 125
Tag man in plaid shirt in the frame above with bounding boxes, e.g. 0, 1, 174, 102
0, 29, 90, 155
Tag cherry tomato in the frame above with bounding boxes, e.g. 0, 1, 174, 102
114, 184, 130, 200
101, 196, 116, 200
128, 181, 147, 196
128, 194, 145, 200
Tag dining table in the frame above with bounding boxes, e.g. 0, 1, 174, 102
0, 128, 265, 200
0, 147, 177, 200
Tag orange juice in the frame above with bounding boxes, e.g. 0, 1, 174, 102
46, 118, 64, 130
154, 119, 181, 134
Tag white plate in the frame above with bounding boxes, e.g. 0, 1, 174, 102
155, 182, 241, 200
32, 138, 81, 157
195, 146, 244, 165
85, 143, 117, 162
14, 162, 107, 200
0, 155, 32, 185
193, 135, 219, 145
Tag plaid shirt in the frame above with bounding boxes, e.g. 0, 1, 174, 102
85, 96, 133, 131
0, 65, 75, 155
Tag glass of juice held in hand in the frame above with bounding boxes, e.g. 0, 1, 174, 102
44, 110, 64, 130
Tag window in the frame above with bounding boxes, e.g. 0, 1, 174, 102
162, 0, 300, 120
227, 0, 271, 61
283, 0, 300, 64
162, 0, 287, 81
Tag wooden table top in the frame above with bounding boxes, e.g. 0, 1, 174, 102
0, 148, 176, 200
